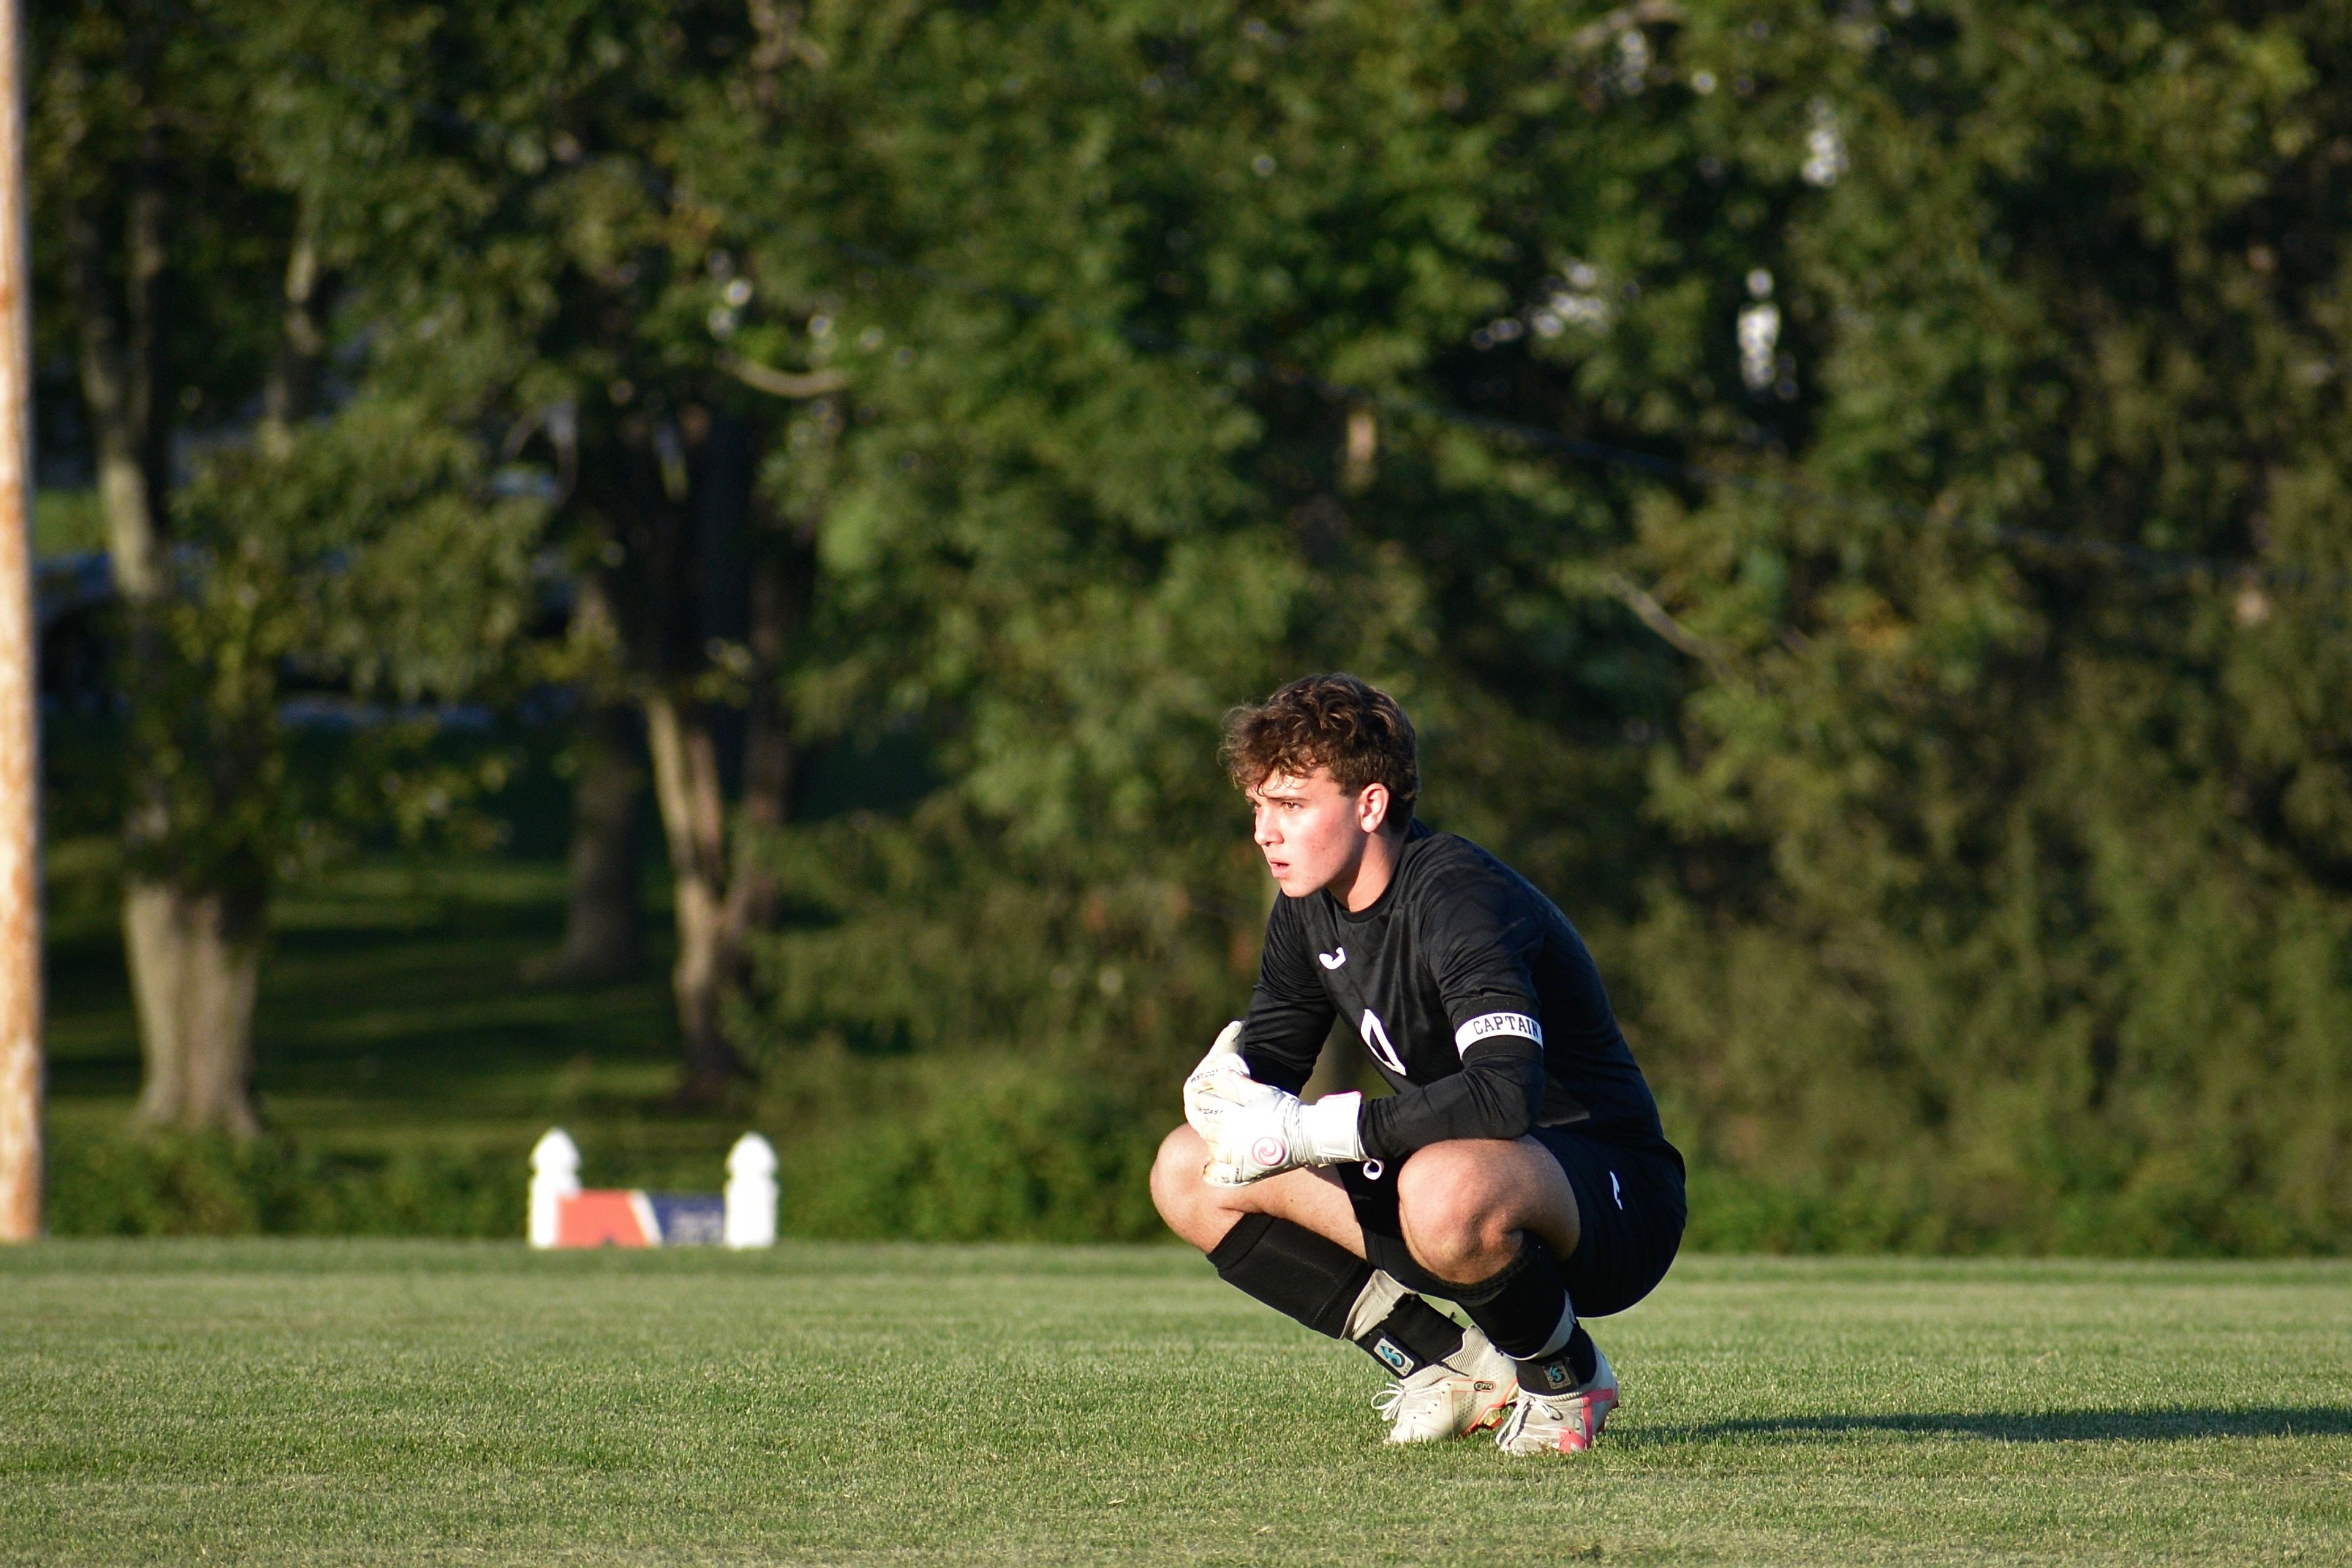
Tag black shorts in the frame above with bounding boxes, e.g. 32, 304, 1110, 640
1529, 1127, 1686, 1317
1338, 1129, 1686, 1320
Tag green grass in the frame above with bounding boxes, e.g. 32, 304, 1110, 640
4, 1244, 2348, 1565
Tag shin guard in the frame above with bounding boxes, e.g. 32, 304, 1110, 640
1206, 1213, 1370, 1340
1354, 1293, 1467, 1378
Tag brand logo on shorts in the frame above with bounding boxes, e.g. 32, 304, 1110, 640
1610, 1170, 1624, 1210
1317, 946, 1347, 970
1372, 1337, 1413, 1375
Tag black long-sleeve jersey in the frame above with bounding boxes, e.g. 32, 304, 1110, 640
1239, 822, 1668, 1166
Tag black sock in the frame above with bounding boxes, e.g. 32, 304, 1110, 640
1207, 1213, 1370, 1340
1205, 1218, 1471, 1378
1450, 1237, 1587, 1378
1352, 1294, 1465, 1379
1543, 1324, 1601, 1391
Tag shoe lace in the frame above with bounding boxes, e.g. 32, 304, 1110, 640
1496, 1386, 1575, 1449
1372, 1363, 1453, 1422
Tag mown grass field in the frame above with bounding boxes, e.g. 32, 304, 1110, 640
4, 1243, 2346, 1566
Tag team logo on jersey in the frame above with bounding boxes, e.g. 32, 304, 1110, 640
1317, 946, 1347, 970
1359, 1008, 1408, 1074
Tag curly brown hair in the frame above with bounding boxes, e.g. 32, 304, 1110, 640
1220, 673, 1418, 828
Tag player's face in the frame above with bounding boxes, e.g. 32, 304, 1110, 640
1247, 769, 1382, 898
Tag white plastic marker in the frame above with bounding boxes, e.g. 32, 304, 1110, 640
528, 1128, 582, 1249
724, 1133, 778, 1248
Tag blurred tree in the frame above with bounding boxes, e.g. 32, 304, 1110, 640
34, 2, 297, 1134
287, 0, 837, 1101
529, 694, 646, 983
1592, 1, 2352, 1249
706, 0, 2351, 1248
31, 0, 541, 1134
680, 0, 1708, 1094
35, 0, 2349, 1246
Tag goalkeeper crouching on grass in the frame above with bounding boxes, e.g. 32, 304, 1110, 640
1150, 674, 1686, 1455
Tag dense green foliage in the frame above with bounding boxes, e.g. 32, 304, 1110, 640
4, 1242, 2350, 1564
45, 1132, 519, 1237
31, 2, 2352, 1248
32, 0, 548, 889
695, 2, 2352, 1251
1607, 2, 2352, 1256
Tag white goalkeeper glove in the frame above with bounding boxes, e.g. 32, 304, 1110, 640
1183, 1019, 1365, 1186
1183, 1020, 1251, 1122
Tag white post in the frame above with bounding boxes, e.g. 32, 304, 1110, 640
529, 1128, 581, 1248
723, 1132, 777, 1249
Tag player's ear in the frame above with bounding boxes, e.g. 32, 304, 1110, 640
1357, 781, 1390, 835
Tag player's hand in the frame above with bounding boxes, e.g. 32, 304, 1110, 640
1190, 1069, 1366, 1188
1189, 1068, 1291, 1185
1182, 1020, 1252, 1131
1182, 1020, 1366, 1183
1183, 1021, 1273, 1182
1194, 1072, 1303, 1184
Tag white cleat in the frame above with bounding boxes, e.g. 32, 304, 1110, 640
1496, 1344, 1618, 1455
1373, 1329, 1520, 1444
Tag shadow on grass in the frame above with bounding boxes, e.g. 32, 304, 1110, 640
1643, 1407, 2352, 1444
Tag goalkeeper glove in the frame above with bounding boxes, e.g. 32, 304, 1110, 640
1183, 1019, 1253, 1131
1183, 1020, 1365, 1186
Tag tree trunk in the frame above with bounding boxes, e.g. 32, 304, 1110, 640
531, 699, 646, 981
124, 883, 262, 1137
592, 396, 820, 1099
643, 688, 744, 1101
73, 145, 270, 1138
73, 152, 328, 1141
69, 160, 162, 602
652, 548, 805, 1084
255, 190, 323, 461
535, 570, 645, 979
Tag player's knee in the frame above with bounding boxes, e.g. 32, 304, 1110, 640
1395, 1144, 1518, 1281
1149, 1125, 1215, 1233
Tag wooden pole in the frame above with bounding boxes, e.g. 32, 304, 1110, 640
0, 0, 43, 1243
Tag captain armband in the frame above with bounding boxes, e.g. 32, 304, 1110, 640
1452, 1011, 1544, 1057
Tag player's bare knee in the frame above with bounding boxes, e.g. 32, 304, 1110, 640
1150, 1125, 1202, 1213
1395, 1144, 1518, 1282
1150, 1125, 1228, 1245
